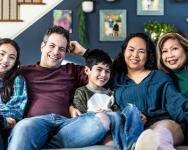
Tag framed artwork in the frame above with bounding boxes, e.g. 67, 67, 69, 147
174, 0, 187, 2
99, 9, 127, 41
53, 10, 72, 33
137, 0, 164, 16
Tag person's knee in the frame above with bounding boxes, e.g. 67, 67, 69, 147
10, 118, 32, 136
135, 129, 160, 150
151, 120, 184, 145
96, 113, 110, 130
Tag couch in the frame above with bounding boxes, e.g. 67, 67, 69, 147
44, 145, 188, 150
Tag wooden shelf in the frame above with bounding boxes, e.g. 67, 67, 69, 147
0, 20, 23, 22
18, 2, 45, 5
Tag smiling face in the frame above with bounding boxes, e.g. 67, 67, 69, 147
85, 63, 111, 90
124, 37, 147, 72
161, 39, 187, 70
0, 44, 17, 77
40, 33, 67, 68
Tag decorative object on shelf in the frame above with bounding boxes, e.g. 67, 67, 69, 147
144, 21, 177, 42
53, 10, 72, 33
137, 0, 164, 16
82, 0, 94, 13
99, 9, 127, 41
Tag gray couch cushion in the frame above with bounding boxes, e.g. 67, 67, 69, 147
43, 146, 114, 150
43, 145, 188, 150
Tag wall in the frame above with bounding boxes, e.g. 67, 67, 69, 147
15, 0, 188, 65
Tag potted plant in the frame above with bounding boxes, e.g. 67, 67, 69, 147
144, 21, 177, 43
78, 1, 89, 46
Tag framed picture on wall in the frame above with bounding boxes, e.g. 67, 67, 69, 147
137, 0, 164, 16
53, 10, 72, 33
99, 9, 127, 41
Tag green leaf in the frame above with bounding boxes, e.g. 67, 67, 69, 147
78, 2, 89, 47
144, 21, 177, 42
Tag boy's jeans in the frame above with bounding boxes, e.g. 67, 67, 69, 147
108, 104, 144, 150
7, 113, 107, 150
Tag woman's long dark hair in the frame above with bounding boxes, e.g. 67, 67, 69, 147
0, 38, 20, 103
112, 33, 157, 75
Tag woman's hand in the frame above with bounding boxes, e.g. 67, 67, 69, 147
140, 113, 147, 125
6, 117, 16, 127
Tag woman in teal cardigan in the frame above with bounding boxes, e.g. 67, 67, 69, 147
157, 32, 188, 143
112, 33, 188, 150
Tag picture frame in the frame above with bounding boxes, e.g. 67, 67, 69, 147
53, 10, 72, 33
137, 0, 164, 16
99, 9, 127, 41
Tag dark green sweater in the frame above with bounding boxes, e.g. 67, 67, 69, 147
173, 69, 188, 97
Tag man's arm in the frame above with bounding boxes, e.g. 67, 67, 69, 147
69, 41, 87, 56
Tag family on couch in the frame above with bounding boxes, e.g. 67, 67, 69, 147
0, 26, 188, 150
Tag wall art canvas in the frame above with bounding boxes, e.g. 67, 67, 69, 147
53, 10, 72, 33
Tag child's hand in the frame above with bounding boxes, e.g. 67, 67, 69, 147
140, 113, 147, 125
95, 108, 106, 113
69, 105, 82, 117
6, 117, 16, 127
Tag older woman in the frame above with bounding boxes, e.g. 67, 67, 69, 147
156, 32, 188, 144
156, 32, 188, 96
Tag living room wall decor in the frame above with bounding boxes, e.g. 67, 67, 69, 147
82, 0, 94, 13
99, 9, 127, 41
53, 10, 72, 33
137, 0, 164, 16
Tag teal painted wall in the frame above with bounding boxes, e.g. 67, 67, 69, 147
15, 0, 188, 65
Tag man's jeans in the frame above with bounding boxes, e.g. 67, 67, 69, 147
7, 113, 107, 150
7, 104, 143, 150
108, 104, 144, 150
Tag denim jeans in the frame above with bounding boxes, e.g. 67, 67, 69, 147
7, 113, 107, 150
0, 134, 3, 150
108, 104, 144, 150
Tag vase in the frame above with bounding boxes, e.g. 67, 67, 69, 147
82, 1, 94, 13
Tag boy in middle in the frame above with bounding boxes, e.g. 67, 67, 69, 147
72, 49, 118, 147
72, 49, 119, 114
71, 49, 144, 150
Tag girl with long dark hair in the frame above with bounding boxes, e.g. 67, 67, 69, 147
0, 38, 28, 149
